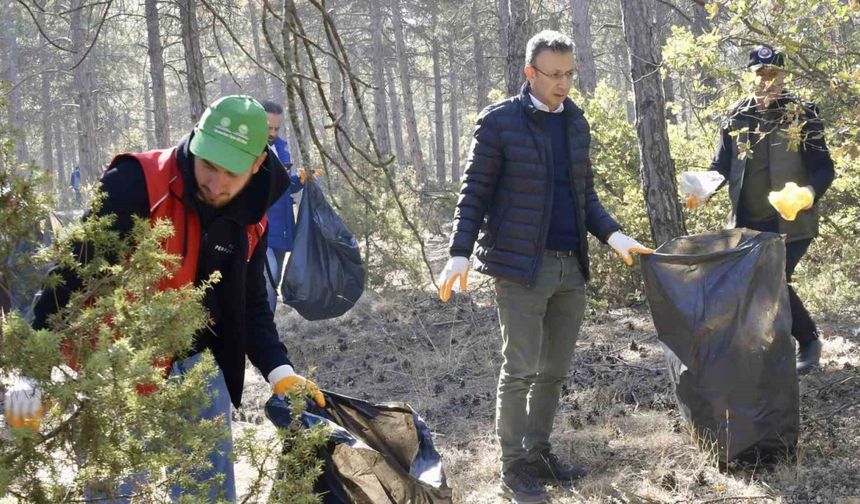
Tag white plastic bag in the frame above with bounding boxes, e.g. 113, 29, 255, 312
679, 171, 725, 207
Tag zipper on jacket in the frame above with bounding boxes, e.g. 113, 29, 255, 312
523, 104, 553, 288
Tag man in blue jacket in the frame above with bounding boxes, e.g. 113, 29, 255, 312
261, 101, 303, 311
70, 165, 82, 205
438, 31, 652, 503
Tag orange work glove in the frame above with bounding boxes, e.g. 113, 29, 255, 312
437, 256, 470, 302
268, 365, 325, 408
299, 168, 325, 184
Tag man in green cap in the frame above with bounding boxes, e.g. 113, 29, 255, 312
7, 95, 324, 502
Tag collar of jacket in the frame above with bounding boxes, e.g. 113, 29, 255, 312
174, 132, 289, 227
518, 82, 585, 123
730, 91, 800, 117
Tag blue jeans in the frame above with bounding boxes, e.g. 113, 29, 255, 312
266, 247, 288, 312
85, 352, 236, 502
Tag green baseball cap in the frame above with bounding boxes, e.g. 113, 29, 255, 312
189, 95, 268, 174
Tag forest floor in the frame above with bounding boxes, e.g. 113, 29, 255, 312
234, 238, 860, 504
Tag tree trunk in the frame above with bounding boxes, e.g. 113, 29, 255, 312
328, 53, 345, 169
385, 64, 406, 167
692, 2, 710, 36
656, 2, 676, 124
247, 0, 269, 99
691, 3, 717, 106
431, 10, 446, 182
71, 0, 99, 182
4, 12, 28, 163
390, 0, 426, 182
470, 0, 489, 111
145, 0, 170, 147
180, 0, 207, 123
368, 0, 391, 157
448, 38, 461, 183
282, 0, 309, 169
38, 9, 53, 186
615, 41, 635, 123
424, 82, 436, 175
570, 0, 597, 95
498, 0, 529, 97
144, 74, 155, 149
54, 120, 67, 204
496, 0, 511, 93
619, 0, 686, 245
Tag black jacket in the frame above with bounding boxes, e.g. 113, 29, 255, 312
33, 133, 291, 407
710, 94, 835, 199
449, 84, 620, 285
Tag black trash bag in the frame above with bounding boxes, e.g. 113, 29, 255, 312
280, 181, 365, 320
641, 229, 798, 465
265, 391, 453, 504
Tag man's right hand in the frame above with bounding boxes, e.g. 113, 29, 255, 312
438, 256, 470, 302
684, 194, 710, 209
4, 378, 44, 431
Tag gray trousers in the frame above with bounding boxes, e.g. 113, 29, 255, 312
494, 253, 586, 471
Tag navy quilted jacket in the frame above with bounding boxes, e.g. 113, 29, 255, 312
448, 84, 620, 286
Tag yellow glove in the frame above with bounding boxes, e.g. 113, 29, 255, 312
4, 378, 44, 431
607, 232, 654, 266
269, 365, 325, 407
299, 168, 325, 184
768, 182, 815, 221
437, 257, 469, 302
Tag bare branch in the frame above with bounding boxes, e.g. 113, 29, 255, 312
14, 0, 73, 53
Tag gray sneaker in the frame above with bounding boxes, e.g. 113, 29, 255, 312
524, 452, 588, 484
797, 338, 822, 374
500, 460, 550, 503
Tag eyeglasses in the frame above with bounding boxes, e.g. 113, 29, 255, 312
531, 66, 575, 82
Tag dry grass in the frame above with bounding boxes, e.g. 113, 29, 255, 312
233, 234, 860, 503
233, 281, 860, 503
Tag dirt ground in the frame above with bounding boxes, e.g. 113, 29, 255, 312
234, 275, 860, 503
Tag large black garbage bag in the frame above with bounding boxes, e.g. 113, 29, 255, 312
265, 392, 453, 504
280, 181, 365, 320
641, 229, 798, 465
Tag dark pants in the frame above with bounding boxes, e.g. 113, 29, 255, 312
742, 219, 818, 345
784, 238, 818, 345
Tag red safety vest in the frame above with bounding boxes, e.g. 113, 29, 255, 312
63, 148, 268, 394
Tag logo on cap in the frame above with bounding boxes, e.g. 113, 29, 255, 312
758, 47, 773, 60
213, 120, 250, 146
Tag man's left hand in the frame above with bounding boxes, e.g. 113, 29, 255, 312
269, 365, 325, 407
607, 232, 654, 266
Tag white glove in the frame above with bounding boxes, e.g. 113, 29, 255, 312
679, 171, 724, 209
4, 377, 44, 430
437, 256, 470, 302
607, 232, 654, 266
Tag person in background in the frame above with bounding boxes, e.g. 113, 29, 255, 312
689, 46, 836, 373
70, 165, 82, 205
261, 101, 304, 312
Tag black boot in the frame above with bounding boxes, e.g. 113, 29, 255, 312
524, 452, 588, 485
499, 460, 550, 503
797, 338, 822, 374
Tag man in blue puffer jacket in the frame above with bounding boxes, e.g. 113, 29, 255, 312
438, 31, 653, 503
262, 101, 303, 311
